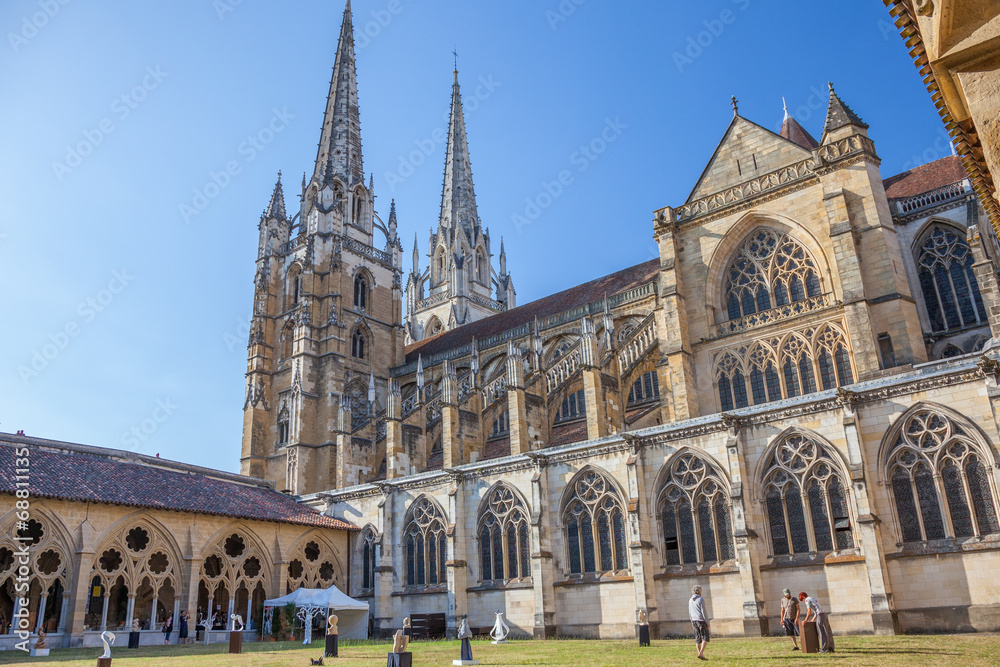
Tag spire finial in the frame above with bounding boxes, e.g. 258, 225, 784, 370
731, 95, 739, 116
452, 46, 458, 73
828, 81, 834, 93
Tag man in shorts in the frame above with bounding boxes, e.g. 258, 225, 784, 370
779, 588, 800, 650
689, 585, 710, 660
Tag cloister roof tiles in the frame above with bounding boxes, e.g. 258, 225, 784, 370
0, 435, 356, 531
883, 155, 967, 199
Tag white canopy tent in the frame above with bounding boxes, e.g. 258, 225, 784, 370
263, 585, 369, 640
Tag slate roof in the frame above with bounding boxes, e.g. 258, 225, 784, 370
0, 435, 356, 531
824, 86, 868, 132
883, 155, 968, 199
405, 259, 660, 363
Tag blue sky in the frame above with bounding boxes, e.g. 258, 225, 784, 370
0, 0, 947, 473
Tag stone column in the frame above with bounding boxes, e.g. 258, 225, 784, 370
374, 485, 395, 636
506, 342, 530, 455
580, 318, 609, 441
335, 402, 352, 489
150, 592, 158, 630
386, 380, 406, 479
125, 594, 135, 630
838, 390, 898, 634
34, 594, 48, 633
442, 360, 463, 468
57, 594, 69, 634
445, 473, 468, 640
721, 416, 769, 636
969, 228, 1000, 338
66, 523, 96, 641
100, 594, 109, 631
526, 453, 556, 638
622, 435, 656, 636
173, 599, 182, 642
822, 190, 882, 377
654, 214, 697, 421
10, 598, 20, 635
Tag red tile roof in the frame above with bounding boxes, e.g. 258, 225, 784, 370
405, 259, 660, 362
483, 437, 511, 460
549, 420, 588, 447
0, 435, 356, 531
883, 156, 967, 199
780, 114, 818, 150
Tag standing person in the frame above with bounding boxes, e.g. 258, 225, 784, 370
178, 610, 189, 644
779, 588, 800, 651
689, 585, 710, 661
799, 592, 834, 653
162, 613, 173, 645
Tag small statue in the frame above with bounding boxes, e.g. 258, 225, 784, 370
402, 616, 412, 637
310, 658, 324, 666
327, 614, 338, 635
391, 628, 409, 654
230, 614, 245, 632
489, 610, 510, 644
34, 629, 46, 649
637, 608, 651, 647
100, 631, 116, 659
457, 618, 476, 664
132, 618, 140, 632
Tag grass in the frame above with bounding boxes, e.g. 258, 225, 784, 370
0, 635, 997, 666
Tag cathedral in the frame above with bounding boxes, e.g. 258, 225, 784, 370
239, 2, 1000, 640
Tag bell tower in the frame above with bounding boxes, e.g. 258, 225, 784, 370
240, 0, 405, 493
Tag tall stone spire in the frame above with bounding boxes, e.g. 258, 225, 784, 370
313, 0, 364, 187
438, 65, 479, 236
266, 171, 287, 220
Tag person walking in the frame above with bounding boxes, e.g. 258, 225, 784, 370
162, 613, 173, 645
689, 585, 710, 661
799, 592, 834, 653
779, 588, 800, 651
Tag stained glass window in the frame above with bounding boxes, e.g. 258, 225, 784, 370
361, 528, 377, 590
477, 486, 531, 582
917, 226, 986, 333
658, 454, 735, 565
403, 498, 446, 587
943, 463, 974, 538
698, 499, 717, 563
563, 470, 629, 575
968, 456, 1000, 534
886, 407, 1000, 541
480, 526, 492, 581
808, 483, 833, 552
724, 229, 823, 320
763, 432, 855, 554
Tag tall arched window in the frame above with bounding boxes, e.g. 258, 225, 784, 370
277, 402, 290, 445
917, 226, 986, 332
563, 470, 628, 575
657, 454, 735, 566
724, 229, 822, 321
360, 528, 377, 591
761, 432, 855, 555
478, 486, 531, 583
477, 249, 488, 283
403, 498, 447, 588
1, 515, 71, 634
488, 410, 509, 439
280, 322, 294, 360
353, 274, 368, 310
351, 329, 366, 359
286, 265, 302, 310
627, 371, 660, 406
885, 407, 1000, 542
555, 389, 586, 423
435, 248, 447, 284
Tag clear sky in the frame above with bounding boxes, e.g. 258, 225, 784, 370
0, 0, 948, 473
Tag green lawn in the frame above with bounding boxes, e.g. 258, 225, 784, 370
0, 635, 997, 666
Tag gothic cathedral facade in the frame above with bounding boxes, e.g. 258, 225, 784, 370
242, 2, 1000, 639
